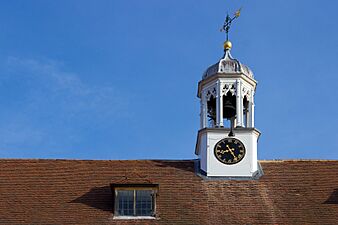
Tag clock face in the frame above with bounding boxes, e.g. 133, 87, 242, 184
214, 138, 246, 165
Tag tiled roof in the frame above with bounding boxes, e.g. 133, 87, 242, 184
1, 159, 338, 225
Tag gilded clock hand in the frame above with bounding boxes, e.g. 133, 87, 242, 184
226, 145, 235, 151
217, 149, 227, 154
226, 145, 236, 158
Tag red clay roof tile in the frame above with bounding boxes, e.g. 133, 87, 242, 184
0, 159, 337, 224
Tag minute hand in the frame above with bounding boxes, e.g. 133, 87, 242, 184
226, 145, 236, 158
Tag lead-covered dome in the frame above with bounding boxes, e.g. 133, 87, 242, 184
202, 49, 253, 80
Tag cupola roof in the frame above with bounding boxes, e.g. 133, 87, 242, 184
202, 43, 253, 80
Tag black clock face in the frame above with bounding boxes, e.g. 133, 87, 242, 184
214, 138, 246, 165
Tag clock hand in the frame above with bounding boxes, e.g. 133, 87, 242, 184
226, 145, 235, 151
229, 151, 236, 158
217, 149, 227, 154
226, 145, 236, 158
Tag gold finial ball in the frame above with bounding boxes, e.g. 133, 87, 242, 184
224, 40, 232, 50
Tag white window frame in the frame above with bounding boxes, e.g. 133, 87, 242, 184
112, 184, 158, 219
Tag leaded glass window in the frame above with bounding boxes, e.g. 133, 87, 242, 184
116, 190, 134, 216
114, 188, 156, 217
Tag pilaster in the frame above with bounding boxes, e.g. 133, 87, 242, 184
236, 80, 243, 127
216, 80, 223, 127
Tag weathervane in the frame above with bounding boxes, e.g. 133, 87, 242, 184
220, 8, 242, 42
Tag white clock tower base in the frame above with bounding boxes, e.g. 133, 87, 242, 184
195, 128, 262, 178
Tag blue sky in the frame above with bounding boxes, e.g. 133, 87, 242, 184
0, 0, 337, 160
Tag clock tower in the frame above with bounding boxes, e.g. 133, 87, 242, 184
195, 11, 263, 179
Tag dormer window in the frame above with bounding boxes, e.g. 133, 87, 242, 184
111, 184, 158, 219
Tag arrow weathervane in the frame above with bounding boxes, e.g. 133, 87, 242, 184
220, 8, 242, 41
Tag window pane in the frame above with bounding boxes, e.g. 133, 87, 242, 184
135, 190, 153, 216
116, 190, 134, 216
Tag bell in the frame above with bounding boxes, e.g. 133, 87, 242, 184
223, 98, 236, 119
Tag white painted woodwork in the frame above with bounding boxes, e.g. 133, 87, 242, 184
196, 128, 260, 177
195, 48, 261, 178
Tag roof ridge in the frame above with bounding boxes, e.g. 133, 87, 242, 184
259, 159, 338, 162
0, 158, 196, 162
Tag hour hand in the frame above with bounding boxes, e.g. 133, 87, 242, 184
216, 149, 226, 154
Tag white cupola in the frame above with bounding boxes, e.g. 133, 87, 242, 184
195, 37, 263, 179
198, 41, 255, 129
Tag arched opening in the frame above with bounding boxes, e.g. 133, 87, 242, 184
222, 91, 236, 128
207, 96, 216, 127
243, 96, 249, 127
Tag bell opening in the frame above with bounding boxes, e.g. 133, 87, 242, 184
243, 96, 249, 128
222, 91, 236, 128
207, 96, 216, 128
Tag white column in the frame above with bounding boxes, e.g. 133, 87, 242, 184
236, 80, 243, 127
246, 97, 251, 128
245, 106, 250, 127
216, 80, 223, 127
200, 98, 203, 128
250, 90, 255, 127
201, 93, 207, 128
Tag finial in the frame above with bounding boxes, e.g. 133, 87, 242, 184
224, 40, 232, 50
220, 8, 242, 51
